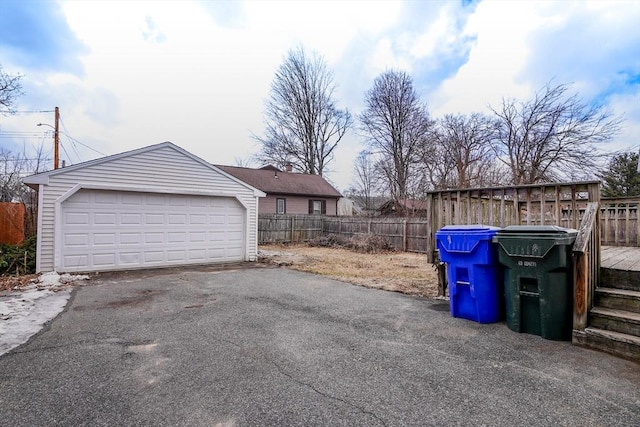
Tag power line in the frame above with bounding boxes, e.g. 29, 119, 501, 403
11, 110, 55, 114
57, 115, 107, 157
59, 117, 82, 162
62, 132, 107, 156
1, 158, 54, 162
0, 135, 46, 139
59, 142, 72, 165
0, 131, 47, 135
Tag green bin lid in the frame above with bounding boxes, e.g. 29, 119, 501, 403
498, 225, 577, 234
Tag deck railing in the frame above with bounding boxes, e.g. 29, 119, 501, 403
600, 196, 639, 247
425, 181, 602, 263
572, 202, 601, 335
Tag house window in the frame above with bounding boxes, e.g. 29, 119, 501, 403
309, 200, 326, 215
276, 198, 286, 214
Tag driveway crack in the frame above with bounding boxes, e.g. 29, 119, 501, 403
206, 333, 387, 425
264, 357, 388, 427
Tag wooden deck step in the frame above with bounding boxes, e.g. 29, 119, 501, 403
600, 268, 640, 292
573, 328, 640, 363
594, 287, 640, 312
590, 307, 640, 336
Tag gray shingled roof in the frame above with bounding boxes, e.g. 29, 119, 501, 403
215, 165, 342, 198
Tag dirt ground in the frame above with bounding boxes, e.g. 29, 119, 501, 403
1, 245, 441, 298
259, 244, 440, 298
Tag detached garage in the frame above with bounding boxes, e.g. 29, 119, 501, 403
23, 142, 265, 273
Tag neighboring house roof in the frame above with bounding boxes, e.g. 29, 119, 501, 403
349, 195, 391, 211
379, 199, 428, 212
215, 165, 342, 198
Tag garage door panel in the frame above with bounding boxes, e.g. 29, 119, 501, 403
95, 213, 116, 225
228, 214, 243, 224
228, 231, 243, 241
190, 198, 208, 208
189, 214, 207, 224
188, 249, 207, 260
119, 252, 141, 265
60, 190, 245, 272
64, 233, 88, 247
95, 192, 118, 204
146, 195, 165, 205
65, 212, 89, 225
120, 233, 141, 245
168, 214, 187, 225
94, 233, 116, 246
121, 193, 142, 205
92, 253, 116, 267
121, 213, 142, 225
189, 231, 206, 243
142, 251, 163, 263
64, 254, 88, 268
144, 232, 165, 244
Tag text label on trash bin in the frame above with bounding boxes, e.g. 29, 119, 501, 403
518, 260, 537, 267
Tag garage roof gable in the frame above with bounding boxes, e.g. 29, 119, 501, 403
23, 142, 266, 197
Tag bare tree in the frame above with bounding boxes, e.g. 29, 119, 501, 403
419, 140, 456, 190
359, 70, 433, 208
1, 145, 49, 237
0, 65, 24, 115
426, 113, 499, 189
349, 150, 383, 210
492, 82, 622, 185
257, 46, 352, 175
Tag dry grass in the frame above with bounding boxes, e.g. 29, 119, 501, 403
259, 244, 439, 298
0, 274, 39, 292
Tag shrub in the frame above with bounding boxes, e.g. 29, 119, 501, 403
349, 234, 395, 253
308, 234, 350, 248
308, 233, 394, 254
0, 235, 37, 276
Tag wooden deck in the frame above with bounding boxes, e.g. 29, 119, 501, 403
601, 246, 640, 271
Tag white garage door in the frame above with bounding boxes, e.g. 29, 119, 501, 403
59, 189, 245, 272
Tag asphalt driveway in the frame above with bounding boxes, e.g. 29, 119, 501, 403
1, 266, 638, 426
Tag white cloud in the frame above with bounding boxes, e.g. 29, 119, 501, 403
431, 1, 544, 116
2, 0, 638, 192
606, 89, 640, 154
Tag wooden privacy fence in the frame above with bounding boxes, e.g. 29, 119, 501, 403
259, 183, 640, 254
0, 202, 25, 245
259, 214, 430, 253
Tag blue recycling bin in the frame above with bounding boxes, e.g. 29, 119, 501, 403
436, 225, 503, 323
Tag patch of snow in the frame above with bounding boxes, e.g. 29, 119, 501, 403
0, 272, 89, 356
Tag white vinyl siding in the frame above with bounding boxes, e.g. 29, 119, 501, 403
34, 144, 261, 272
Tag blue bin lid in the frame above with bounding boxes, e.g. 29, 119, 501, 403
436, 225, 501, 233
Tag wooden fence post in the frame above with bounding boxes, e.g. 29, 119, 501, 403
291, 217, 295, 243
403, 220, 408, 252
573, 251, 588, 331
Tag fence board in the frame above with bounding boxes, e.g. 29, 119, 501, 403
0, 202, 25, 245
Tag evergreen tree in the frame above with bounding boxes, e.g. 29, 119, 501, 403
600, 152, 640, 197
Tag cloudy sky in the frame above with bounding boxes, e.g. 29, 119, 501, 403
1, 0, 639, 191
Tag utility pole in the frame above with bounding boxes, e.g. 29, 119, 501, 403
54, 106, 59, 170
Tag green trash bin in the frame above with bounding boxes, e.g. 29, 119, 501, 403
494, 226, 577, 341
